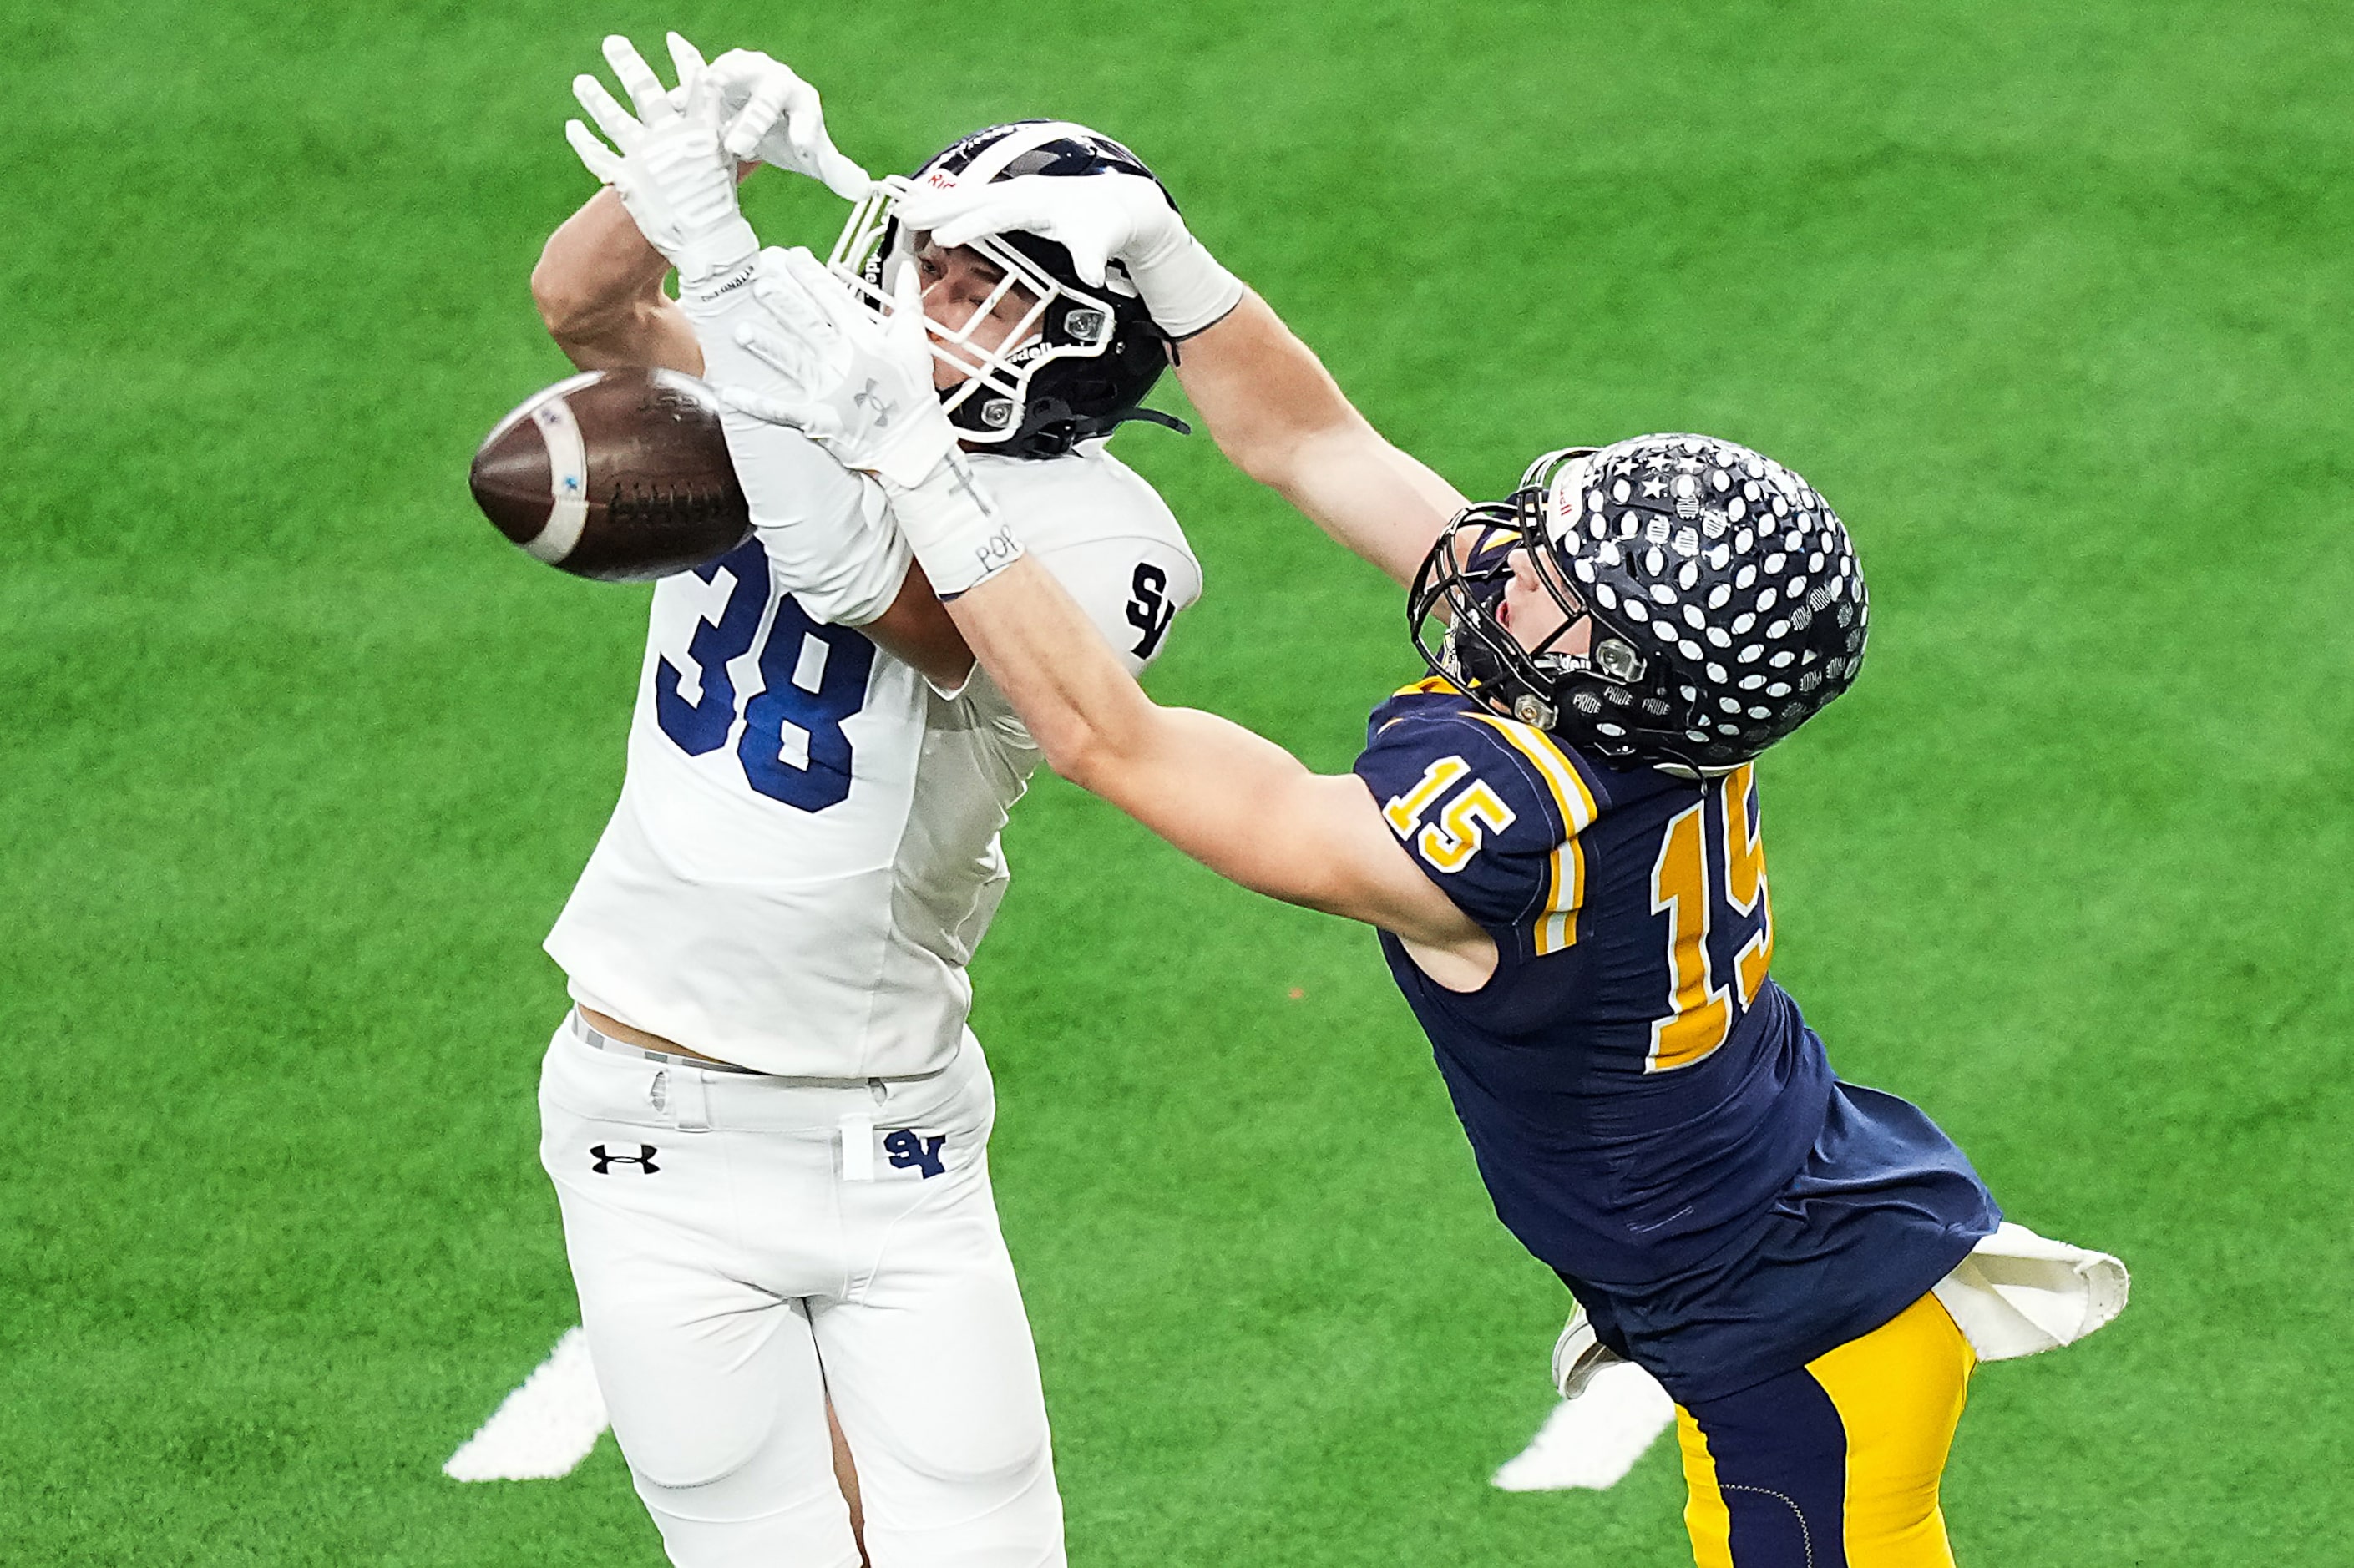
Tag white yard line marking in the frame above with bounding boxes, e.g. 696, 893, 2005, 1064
1491, 1362, 1676, 1492
444, 1325, 610, 1482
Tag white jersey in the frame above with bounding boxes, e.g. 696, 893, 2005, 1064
544, 443, 1200, 1078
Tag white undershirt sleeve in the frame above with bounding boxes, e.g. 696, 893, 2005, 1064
729, 427, 910, 629
685, 260, 913, 629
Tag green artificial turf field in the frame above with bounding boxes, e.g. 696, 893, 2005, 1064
8, 1, 2351, 1562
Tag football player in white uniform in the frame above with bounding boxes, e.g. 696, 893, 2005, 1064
526, 35, 1214, 1568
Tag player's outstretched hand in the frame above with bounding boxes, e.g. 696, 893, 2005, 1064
565, 32, 757, 282
725, 250, 958, 490
897, 170, 1243, 337
701, 48, 873, 202
729, 254, 1018, 595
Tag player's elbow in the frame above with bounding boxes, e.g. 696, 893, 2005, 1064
529, 252, 597, 340
1209, 418, 1304, 491
1037, 718, 1114, 792
529, 240, 636, 348
1036, 706, 1155, 803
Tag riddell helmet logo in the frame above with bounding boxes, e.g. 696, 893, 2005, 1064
923, 169, 958, 190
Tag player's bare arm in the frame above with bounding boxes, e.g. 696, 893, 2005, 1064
848, 567, 964, 685
554, 34, 970, 687
718, 258, 1492, 986
534, 35, 869, 375
941, 550, 1496, 989
532, 185, 703, 375
1169, 292, 1467, 587
899, 174, 1467, 585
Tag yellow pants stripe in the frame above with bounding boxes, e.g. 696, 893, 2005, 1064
1674, 1292, 1977, 1567
1678, 1404, 1736, 1568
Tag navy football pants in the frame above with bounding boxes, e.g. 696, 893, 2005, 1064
1674, 1293, 1976, 1567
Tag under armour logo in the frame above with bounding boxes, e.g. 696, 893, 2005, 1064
883, 1130, 947, 1179
590, 1143, 660, 1175
1126, 561, 1175, 659
852, 379, 894, 428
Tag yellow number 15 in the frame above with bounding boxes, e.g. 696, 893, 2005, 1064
1648, 764, 1774, 1073
1382, 756, 1518, 874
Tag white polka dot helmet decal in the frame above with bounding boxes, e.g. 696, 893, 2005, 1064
1410, 434, 1867, 773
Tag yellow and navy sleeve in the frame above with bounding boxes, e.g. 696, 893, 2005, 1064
1353, 695, 1597, 942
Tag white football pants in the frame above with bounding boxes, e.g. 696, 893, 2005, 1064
538, 1017, 1063, 1568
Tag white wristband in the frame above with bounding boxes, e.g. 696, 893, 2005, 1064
671, 220, 762, 297
1131, 235, 1244, 339
882, 451, 1023, 597
679, 252, 778, 383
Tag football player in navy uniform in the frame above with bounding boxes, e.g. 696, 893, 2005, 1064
710, 158, 2127, 1568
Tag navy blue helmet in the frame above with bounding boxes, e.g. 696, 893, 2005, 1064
828, 120, 1186, 459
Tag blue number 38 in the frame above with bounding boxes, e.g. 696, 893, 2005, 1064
651, 539, 873, 812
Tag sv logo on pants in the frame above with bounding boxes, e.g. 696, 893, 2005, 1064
590, 1143, 661, 1175
884, 1130, 947, 1178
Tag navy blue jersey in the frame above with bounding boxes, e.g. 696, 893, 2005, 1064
1353, 679, 1999, 1403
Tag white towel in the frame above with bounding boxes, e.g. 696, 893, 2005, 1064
1549, 1219, 2131, 1404
1931, 1220, 2130, 1362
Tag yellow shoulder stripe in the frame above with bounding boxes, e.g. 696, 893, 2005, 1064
1394, 674, 1462, 698
1466, 714, 1597, 954
1466, 715, 1598, 832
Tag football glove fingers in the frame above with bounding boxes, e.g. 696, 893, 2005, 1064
763, 245, 872, 341
740, 245, 870, 368
707, 49, 873, 202
570, 34, 755, 284
721, 253, 953, 491
733, 250, 853, 393
853, 267, 1021, 594
732, 320, 830, 397
570, 73, 646, 155
903, 173, 1139, 286
664, 30, 710, 101
563, 118, 625, 185
601, 33, 680, 126
719, 379, 843, 443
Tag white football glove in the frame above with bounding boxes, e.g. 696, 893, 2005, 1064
725, 255, 1021, 594
564, 32, 755, 286
702, 48, 872, 201
723, 249, 958, 488
896, 169, 1243, 337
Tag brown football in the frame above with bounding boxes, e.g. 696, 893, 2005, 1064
468, 367, 752, 582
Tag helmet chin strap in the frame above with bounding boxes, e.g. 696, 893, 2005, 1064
1106, 407, 1192, 436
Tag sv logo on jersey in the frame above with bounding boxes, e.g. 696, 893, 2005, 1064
590, 1143, 660, 1176
883, 1130, 948, 1179
1126, 562, 1175, 660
